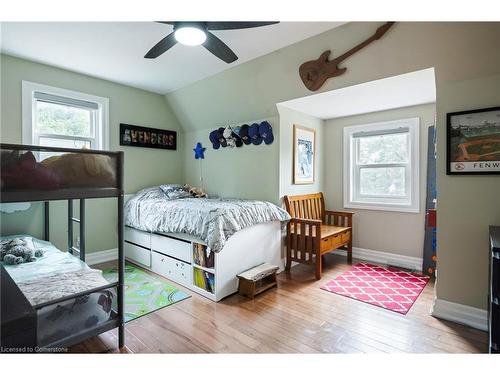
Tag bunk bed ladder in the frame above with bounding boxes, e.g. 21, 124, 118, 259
44, 201, 50, 242
117, 151, 125, 349
67, 199, 86, 261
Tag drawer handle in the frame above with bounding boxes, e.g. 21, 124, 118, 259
161, 258, 164, 262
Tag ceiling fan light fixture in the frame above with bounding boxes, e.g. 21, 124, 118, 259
174, 26, 207, 46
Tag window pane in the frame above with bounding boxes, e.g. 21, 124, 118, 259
360, 167, 406, 196
39, 136, 91, 149
36, 101, 92, 137
358, 133, 408, 164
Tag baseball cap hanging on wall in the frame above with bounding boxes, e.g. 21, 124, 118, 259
217, 127, 227, 147
209, 129, 220, 149
208, 121, 273, 150
258, 121, 274, 145
223, 126, 236, 148
248, 123, 263, 145
232, 126, 243, 147
239, 124, 251, 145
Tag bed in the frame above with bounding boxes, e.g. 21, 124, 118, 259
125, 185, 291, 253
0, 142, 125, 349
1, 235, 116, 347
123, 185, 290, 301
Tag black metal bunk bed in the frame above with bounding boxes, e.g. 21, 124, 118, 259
0, 143, 125, 350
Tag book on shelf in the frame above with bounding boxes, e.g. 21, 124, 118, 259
193, 243, 214, 269
193, 268, 215, 294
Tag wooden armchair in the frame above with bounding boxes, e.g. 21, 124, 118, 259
283, 193, 353, 280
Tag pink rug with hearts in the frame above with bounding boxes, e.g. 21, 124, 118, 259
321, 263, 430, 314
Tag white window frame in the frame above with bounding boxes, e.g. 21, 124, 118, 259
343, 117, 420, 213
22, 81, 109, 150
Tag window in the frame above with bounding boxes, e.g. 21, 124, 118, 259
343, 118, 420, 213
22, 81, 109, 150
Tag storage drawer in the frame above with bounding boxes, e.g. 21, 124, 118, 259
331, 234, 343, 248
125, 241, 151, 267
152, 251, 191, 285
124, 226, 150, 249
341, 231, 351, 244
151, 233, 191, 263
320, 237, 331, 252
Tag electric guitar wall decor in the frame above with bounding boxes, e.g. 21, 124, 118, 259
299, 22, 395, 91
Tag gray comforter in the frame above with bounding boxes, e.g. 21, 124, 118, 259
124, 187, 290, 253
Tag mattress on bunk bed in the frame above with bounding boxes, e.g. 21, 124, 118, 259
0, 149, 117, 190
124, 186, 291, 253
1, 236, 115, 347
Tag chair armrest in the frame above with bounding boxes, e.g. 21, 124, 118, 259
325, 210, 354, 217
289, 217, 322, 225
287, 217, 322, 238
324, 210, 354, 227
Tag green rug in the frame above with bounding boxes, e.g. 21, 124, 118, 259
102, 263, 191, 322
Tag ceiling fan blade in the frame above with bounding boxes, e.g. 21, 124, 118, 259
144, 32, 177, 58
203, 32, 238, 63
205, 21, 279, 30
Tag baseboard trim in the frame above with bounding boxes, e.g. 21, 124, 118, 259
430, 297, 488, 331
335, 247, 423, 272
85, 248, 118, 266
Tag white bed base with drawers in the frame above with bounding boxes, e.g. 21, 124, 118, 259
124, 221, 283, 301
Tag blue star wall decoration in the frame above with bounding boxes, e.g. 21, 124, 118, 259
193, 142, 206, 159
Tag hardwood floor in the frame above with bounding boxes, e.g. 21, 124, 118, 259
70, 254, 488, 353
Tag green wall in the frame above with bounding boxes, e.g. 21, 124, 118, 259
324, 103, 436, 259
2, 22, 500, 312
277, 106, 324, 200
0, 54, 183, 253
166, 22, 500, 310
183, 117, 279, 203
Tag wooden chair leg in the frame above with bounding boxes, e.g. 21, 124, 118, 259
315, 251, 322, 280
285, 231, 292, 271
347, 240, 353, 264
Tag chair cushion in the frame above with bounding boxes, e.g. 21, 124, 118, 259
290, 224, 350, 238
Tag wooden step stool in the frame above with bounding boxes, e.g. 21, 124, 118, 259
237, 263, 279, 298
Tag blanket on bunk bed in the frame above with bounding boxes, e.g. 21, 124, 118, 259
1, 236, 109, 306
124, 186, 291, 253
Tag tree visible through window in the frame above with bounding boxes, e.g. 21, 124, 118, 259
22, 81, 109, 151
37, 101, 92, 137
343, 118, 420, 213
36, 101, 94, 149
357, 132, 408, 197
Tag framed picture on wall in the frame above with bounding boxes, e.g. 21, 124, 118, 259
293, 125, 316, 184
120, 123, 177, 150
446, 106, 500, 175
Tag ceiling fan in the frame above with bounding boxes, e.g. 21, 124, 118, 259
144, 22, 279, 63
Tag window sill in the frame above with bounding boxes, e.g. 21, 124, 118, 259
344, 202, 420, 214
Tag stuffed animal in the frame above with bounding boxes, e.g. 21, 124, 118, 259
0, 237, 44, 265
183, 184, 208, 198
